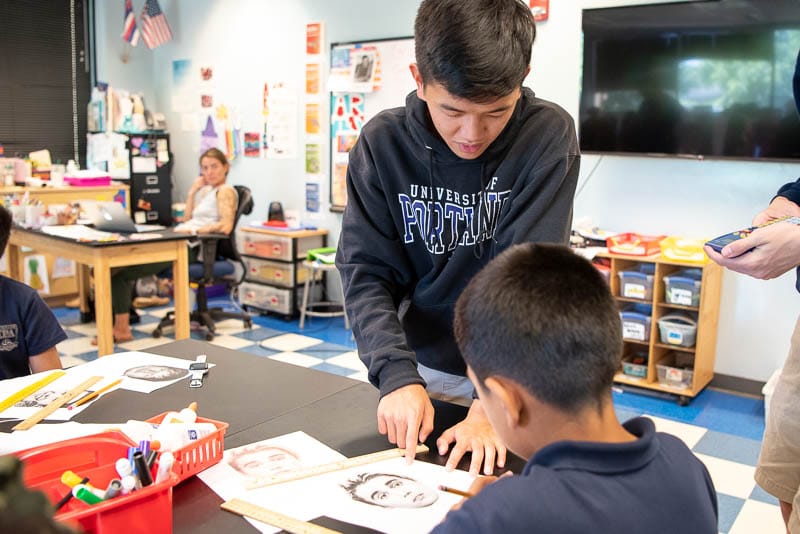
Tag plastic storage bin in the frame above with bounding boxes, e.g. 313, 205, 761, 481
240, 281, 320, 315
621, 349, 649, 378
618, 264, 656, 300
620, 304, 652, 342
240, 232, 324, 261
656, 352, 694, 390
606, 233, 666, 256
16, 431, 180, 534
146, 412, 228, 482
663, 268, 703, 307
660, 236, 709, 265
243, 256, 318, 288
658, 313, 697, 347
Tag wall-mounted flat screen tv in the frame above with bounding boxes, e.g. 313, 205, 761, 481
580, 0, 800, 161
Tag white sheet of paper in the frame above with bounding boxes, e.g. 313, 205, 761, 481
66, 352, 212, 394
131, 156, 157, 174
199, 431, 346, 501
0, 374, 121, 421
218, 455, 474, 533
51, 257, 76, 279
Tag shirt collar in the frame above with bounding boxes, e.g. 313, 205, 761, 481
524, 417, 659, 475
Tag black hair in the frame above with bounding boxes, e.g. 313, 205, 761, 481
0, 205, 11, 260
454, 243, 622, 412
341, 472, 418, 508
414, 0, 535, 101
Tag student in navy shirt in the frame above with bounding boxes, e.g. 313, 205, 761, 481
433, 243, 718, 533
0, 205, 65, 379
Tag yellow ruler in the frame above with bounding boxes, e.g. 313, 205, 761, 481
221, 498, 341, 534
246, 443, 429, 490
12, 376, 103, 431
0, 370, 66, 413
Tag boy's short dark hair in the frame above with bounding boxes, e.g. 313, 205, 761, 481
454, 243, 622, 412
414, 0, 535, 102
0, 205, 11, 259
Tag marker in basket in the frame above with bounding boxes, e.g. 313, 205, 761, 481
438, 485, 475, 499
133, 451, 153, 487
120, 475, 137, 495
54, 476, 88, 511
145, 449, 158, 469
73, 484, 104, 505
155, 451, 174, 484
103, 479, 122, 499
61, 470, 105, 499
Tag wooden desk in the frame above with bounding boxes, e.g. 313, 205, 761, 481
1, 183, 130, 304
9, 339, 523, 532
6, 227, 191, 356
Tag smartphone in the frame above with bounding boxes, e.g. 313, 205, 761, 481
705, 216, 800, 254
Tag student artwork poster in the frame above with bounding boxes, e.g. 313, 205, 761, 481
232, 456, 474, 534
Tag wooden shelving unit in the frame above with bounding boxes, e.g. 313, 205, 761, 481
598, 252, 723, 405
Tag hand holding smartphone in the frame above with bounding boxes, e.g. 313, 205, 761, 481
705, 216, 800, 256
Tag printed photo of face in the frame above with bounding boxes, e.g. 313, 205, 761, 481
124, 365, 188, 382
343, 473, 439, 509
227, 445, 301, 480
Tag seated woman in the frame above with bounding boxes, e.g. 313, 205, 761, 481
97, 148, 237, 344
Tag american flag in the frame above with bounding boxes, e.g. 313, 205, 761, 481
140, 0, 172, 50
121, 0, 139, 46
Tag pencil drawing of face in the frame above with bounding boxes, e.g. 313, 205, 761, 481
14, 389, 60, 408
227, 445, 301, 479
342, 473, 439, 508
124, 365, 188, 381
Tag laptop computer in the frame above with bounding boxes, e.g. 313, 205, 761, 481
91, 202, 166, 233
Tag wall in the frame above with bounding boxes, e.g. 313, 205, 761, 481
93, 0, 799, 382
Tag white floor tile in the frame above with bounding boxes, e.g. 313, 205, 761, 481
727, 499, 785, 534
347, 370, 370, 383
649, 415, 709, 449
694, 453, 756, 500
267, 351, 324, 368
56, 336, 98, 356
260, 333, 323, 352
208, 334, 257, 350
325, 351, 364, 372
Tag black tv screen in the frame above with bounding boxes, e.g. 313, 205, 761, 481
580, 0, 800, 161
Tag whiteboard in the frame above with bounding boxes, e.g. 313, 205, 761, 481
329, 37, 415, 211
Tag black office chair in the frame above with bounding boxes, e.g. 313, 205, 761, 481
152, 184, 254, 341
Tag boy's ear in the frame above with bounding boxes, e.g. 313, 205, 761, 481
484, 376, 525, 428
409, 63, 425, 100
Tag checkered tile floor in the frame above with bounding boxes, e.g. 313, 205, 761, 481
52, 298, 782, 533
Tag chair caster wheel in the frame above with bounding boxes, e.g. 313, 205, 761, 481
152, 328, 162, 338
205, 332, 215, 341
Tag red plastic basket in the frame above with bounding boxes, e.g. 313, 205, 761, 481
16, 431, 179, 534
146, 412, 229, 482
606, 233, 666, 256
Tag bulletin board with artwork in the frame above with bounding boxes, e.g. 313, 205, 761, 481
328, 37, 415, 212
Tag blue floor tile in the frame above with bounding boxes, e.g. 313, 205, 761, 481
233, 326, 285, 341
296, 342, 355, 360
717, 493, 746, 533
693, 430, 762, 466
749, 484, 779, 505
311, 362, 357, 378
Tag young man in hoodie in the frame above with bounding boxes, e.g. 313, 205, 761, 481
336, 0, 579, 475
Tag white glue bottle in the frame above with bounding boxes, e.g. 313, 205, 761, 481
152, 422, 217, 452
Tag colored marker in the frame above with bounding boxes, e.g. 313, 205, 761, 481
103, 479, 122, 499
73, 484, 103, 505
133, 451, 152, 487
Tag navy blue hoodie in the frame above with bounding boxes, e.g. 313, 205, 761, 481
336, 89, 580, 397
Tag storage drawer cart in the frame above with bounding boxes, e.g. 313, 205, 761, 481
238, 227, 327, 317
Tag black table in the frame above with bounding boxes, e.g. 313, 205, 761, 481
7, 339, 522, 532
